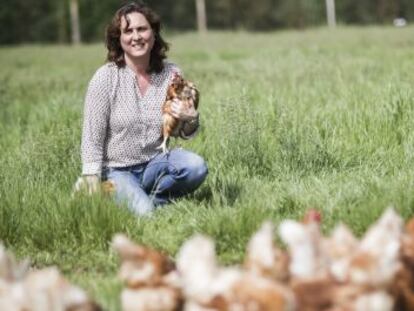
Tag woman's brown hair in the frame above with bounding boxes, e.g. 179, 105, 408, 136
105, 1, 169, 73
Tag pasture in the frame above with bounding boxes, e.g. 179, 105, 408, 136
1, 26, 414, 309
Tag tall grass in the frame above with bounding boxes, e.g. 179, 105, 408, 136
1, 27, 414, 309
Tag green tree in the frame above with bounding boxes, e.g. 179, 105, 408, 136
1, 0, 414, 45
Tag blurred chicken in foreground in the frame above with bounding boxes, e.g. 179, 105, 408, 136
111, 208, 414, 311
6, 207, 414, 311
0, 243, 100, 310
112, 234, 183, 311
176, 234, 296, 311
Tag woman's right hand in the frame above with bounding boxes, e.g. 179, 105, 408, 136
72, 175, 101, 196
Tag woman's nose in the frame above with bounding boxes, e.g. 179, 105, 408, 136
132, 30, 141, 40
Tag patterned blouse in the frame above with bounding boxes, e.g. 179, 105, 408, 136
81, 61, 199, 176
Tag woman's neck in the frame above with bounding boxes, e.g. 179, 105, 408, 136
124, 54, 150, 76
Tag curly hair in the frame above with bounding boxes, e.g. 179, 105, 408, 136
105, 1, 169, 73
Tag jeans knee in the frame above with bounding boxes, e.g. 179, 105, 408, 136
186, 157, 208, 184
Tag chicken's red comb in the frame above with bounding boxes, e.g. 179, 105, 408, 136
303, 209, 322, 224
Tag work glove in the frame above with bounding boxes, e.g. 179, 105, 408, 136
170, 99, 199, 121
72, 175, 101, 196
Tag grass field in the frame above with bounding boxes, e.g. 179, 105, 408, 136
1, 26, 414, 309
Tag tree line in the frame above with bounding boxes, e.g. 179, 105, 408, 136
0, 0, 413, 44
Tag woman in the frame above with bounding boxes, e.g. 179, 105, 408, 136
79, 1, 208, 215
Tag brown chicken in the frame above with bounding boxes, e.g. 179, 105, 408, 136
0, 243, 101, 311
112, 234, 183, 311
110, 208, 414, 311
158, 74, 199, 153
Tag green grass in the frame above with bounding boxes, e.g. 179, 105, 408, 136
1, 26, 414, 309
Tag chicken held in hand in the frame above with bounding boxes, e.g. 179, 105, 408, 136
158, 74, 199, 153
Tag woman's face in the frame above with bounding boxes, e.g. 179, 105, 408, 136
120, 12, 155, 61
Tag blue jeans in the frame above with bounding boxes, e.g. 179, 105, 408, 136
104, 149, 208, 216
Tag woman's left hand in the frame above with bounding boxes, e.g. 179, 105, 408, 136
170, 99, 198, 121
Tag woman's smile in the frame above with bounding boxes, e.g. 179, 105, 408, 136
120, 12, 155, 60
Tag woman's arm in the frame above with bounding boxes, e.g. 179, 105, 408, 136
81, 66, 111, 177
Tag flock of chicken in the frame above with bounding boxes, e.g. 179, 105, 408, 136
113, 208, 414, 311
0, 243, 99, 310
2, 208, 414, 310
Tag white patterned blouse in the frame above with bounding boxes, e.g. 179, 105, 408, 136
81, 61, 199, 176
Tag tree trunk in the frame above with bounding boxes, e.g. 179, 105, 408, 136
69, 0, 81, 44
326, 0, 336, 28
195, 0, 207, 33
57, 1, 68, 43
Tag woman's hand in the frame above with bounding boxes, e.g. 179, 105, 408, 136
170, 99, 199, 121
72, 175, 101, 196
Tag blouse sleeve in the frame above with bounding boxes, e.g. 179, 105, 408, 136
81, 66, 111, 176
